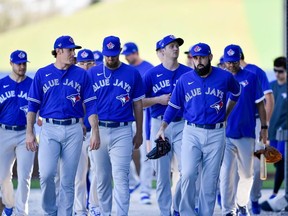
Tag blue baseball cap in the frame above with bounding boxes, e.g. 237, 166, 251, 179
184, 46, 193, 55
76, 49, 94, 62
121, 42, 138, 55
93, 50, 103, 64
156, 40, 162, 51
220, 56, 224, 64
102, 36, 121, 57
10, 50, 29, 64
223, 44, 241, 62
54, 35, 82, 49
190, 43, 211, 57
160, 35, 184, 49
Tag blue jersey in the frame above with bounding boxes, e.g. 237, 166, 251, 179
226, 68, 265, 139
144, 63, 191, 118
134, 60, 154, 77
0, 76, 32, 126
87, 63, 145, 122
28, 64, 97, 118
164, 67, 240, 124
244, 64, 272, 95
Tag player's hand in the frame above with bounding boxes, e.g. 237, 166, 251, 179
26, 132, 38, 152
133, 131, 143, 149
89, 128, 100, 150
156, 128, 165, 141
260, 128, 268, 144
157, 94, 171, 105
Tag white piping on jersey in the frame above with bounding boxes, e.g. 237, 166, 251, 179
168, 101, 181, 110
83, 96, 97, 104
255, 95, 265, 104
263, 89, 273, 95
27, 97, 41, 104
231, 85, 241, 97
133, 94, 145, 102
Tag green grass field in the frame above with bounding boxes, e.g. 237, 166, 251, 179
0, 0, 284, 72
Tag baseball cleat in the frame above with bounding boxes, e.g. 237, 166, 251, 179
251, 200, 261, 214
129, 182, 140, 194
1, 207, 14, 216
140, 193, 151, 205
89, 206, 101, 216
237, 205, 250, 216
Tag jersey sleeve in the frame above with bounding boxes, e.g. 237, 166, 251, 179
143, 69, 153, 97
228, 73, 241, 102
82, 72, 97, 118
163, 80, 183, 124
255, 76, 265, 104
256, 67, 273, 94
27, 71, 42, 113
132, 70, 145, 101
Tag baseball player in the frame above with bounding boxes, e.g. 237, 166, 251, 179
93, 50, 103, 65
26, 35, 100, 216
156, 42, 240, 216
219, 44, 268, 216
0, 50, 35, 216
155, 40, 164, 63
87, 35, 144, 216
268, 57, 287, 200
239, 48, 274, 215
184, 46, 194, 68
142, 35, 191, 216
121, 42, 154, 204
73, 49, 100, 216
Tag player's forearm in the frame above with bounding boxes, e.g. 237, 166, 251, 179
225, 99, 237, 121
257, 100, 267, 126
264, 93, 274, 123
133, 100, 143, 134
142, 97, 159, 108
88, 114, 99, 132
26, 112, 36, 133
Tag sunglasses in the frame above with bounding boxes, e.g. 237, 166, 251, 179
274, 69, 285, 73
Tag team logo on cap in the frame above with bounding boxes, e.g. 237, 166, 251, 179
227, 49, 235, 56
18, 52, 26, 59
69, 37, 74, 44
81, 51, 89, 58
193, 46, 202, 52
107, 42, 115, 50
94, 53, 100, 59
66, 93, 81, 106
239, 80, 249, 87
116, 93, 130, 106
210, 100, 224, 114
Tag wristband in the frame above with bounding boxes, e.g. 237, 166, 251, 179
261, 125, 268, 129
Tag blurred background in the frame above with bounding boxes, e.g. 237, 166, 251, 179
0, 0, 285, 80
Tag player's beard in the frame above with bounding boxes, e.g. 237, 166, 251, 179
195, 61, 211, 76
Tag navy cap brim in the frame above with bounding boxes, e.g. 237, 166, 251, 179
57, 45, 82, 49
223, 57, 240, 62
102, 50, 121, 57
184, 51, 189, 54
121, 50, 135, 56
12, 60, 30, 64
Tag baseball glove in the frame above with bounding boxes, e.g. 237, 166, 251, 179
146, 137, 171, 160
254, 145, 282, 163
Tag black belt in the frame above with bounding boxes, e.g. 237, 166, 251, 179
0, 124, 26, 131
45, 118, 79, 126
99, 121, 129, 128
156, 116, 183, 122
187, 122, 224, 129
